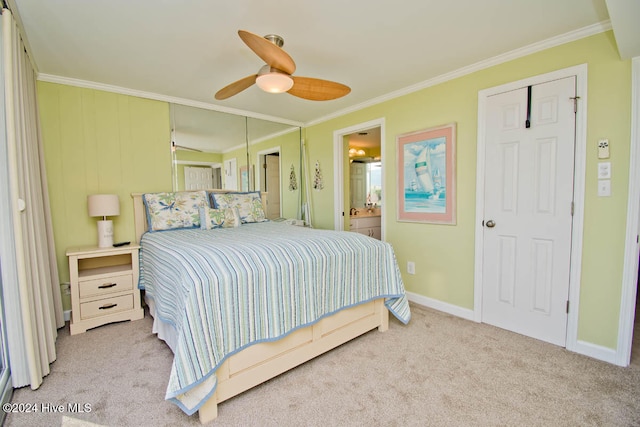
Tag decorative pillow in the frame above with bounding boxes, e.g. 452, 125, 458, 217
210, 191, 267, 224
222, 207, 241, 228
143, 191, 208, 232
199, 207, 225, 230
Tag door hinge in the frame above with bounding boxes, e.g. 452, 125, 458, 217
570, 96, 581, 113
566, 300, 570, 314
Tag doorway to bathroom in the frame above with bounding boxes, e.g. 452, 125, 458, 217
332, 118, 385, 239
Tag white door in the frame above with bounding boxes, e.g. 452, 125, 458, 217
184, 166, 213, 190
223, 158, 238, 190
350, 162, 366, 208
482, 77, 576, 346
265, 154, 281, 219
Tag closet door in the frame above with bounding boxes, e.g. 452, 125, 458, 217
481, 77, 576, 346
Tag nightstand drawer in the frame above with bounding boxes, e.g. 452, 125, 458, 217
80, 294, 134, 319
79, 274, 133, 299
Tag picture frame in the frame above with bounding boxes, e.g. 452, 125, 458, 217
397, 123, 456, 224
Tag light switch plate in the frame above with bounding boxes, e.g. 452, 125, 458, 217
598, 139, 610, 159
598, 179, 611, 197
598, 162, 611, 179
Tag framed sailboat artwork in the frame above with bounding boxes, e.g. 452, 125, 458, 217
396, 123, 456, 224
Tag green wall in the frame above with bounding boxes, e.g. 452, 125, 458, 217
304, 31, 631, 349
37, 31, 632, 350
247, 129, 302, 219
37, 83, 172, 297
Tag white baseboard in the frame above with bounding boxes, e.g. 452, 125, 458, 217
406, 291, 476, 321
406, 292, 621, 366
573, 340, 620, 366
64, 310, 71, 322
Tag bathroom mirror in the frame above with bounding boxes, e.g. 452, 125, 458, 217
347, 127, 382, 209
170, 103, 302, 219
350, 160, 382, 208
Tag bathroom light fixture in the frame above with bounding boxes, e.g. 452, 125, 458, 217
87, 194, 120, 247
255, 66, 294, 93
348, 147, 366, 157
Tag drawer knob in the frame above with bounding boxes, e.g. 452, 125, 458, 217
98, 283, 117, 289
99, 303, 118, 310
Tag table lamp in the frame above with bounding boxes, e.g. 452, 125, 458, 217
87, 194, 120, 247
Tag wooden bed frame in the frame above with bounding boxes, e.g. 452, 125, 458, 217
131, 191, 389, 423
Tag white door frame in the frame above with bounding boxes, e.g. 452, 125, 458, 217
333, 118, 385, 236
255, 146, 281, 194
618, 56, 640, 367
474, 64, 587, 354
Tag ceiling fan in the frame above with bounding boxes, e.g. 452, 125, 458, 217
214, 30, 351, 101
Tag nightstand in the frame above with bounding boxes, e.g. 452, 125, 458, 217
66, 244, 144, 335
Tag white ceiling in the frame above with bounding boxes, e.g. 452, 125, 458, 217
9, 0, 634, 126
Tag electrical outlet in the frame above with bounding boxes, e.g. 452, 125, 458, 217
407, 261, 415, 275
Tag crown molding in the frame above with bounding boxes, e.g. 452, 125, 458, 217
305, 20, 612, 127
36, 73, 303, 127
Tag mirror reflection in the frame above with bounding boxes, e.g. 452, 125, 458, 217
170, 104, 301, 219
348, 127, 382, 209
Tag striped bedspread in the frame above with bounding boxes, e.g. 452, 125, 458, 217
139, 221, 410, 415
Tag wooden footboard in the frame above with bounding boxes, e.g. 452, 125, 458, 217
198, 298, 389, 423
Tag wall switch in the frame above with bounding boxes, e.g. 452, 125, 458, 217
597, 162, 611, 179
598, 179, 611, 197
407, 261, 415, 275
598, 139, 610, 159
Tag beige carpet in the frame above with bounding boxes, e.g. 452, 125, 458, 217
5, 303, 640, 427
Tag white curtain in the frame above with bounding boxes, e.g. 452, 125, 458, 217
1, 8, 64, 389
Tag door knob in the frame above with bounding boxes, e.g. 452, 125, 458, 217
485, 220, 496, 228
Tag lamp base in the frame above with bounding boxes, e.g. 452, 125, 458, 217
97, 220, 114, 248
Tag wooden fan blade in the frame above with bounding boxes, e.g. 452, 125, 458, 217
288, 76, 351, 101
215, 74, 257, 100
238, 30, 296, 75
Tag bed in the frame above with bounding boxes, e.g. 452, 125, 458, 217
131, 190, 410, 423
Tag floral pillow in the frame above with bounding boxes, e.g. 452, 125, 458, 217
143, 191, 208, 232
222, 207, 241, 228
209, 191, 267, 224
199, 207, 225, 230
198, 207, 241, 229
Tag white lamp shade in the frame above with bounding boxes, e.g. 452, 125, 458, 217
87, 194, 120, 218
256, 72, 294, 93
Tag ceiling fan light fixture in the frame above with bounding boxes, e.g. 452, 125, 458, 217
256, 72, 294, 93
